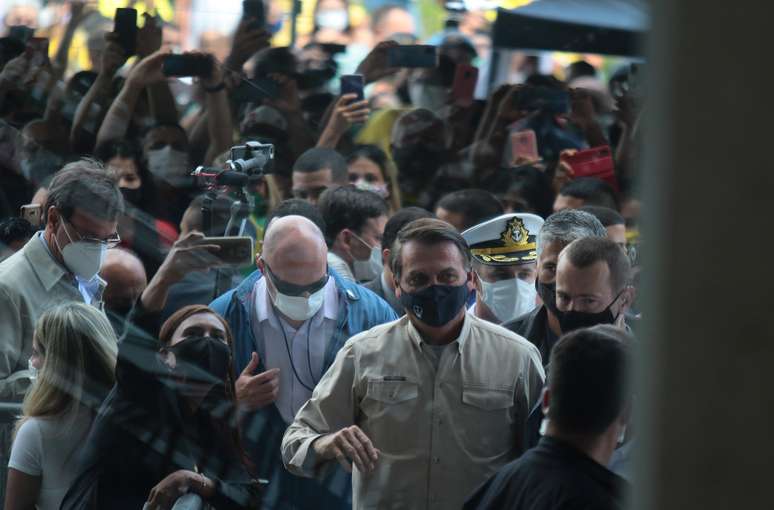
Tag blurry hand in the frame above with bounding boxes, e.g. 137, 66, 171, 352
136, 13, 163, 58
0, 54, 30, 88
356, 40, 399, 84
155, 231, 221, 286
235, 352, 280, 411
227, 18, 271, 69
313, 425, 380, 474
553, 149, 577, 194
126, 49, 170, 90
332, 93, 370, 126
101, 34, 128, 77
495, 85, 529, 125
146, 470, 197, 510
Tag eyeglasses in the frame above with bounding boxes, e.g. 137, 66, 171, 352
62, 219, 121, 249
264, 262, 328, 297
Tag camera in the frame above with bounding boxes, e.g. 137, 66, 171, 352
229, 141, 275, 175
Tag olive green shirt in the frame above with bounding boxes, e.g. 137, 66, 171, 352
281, 313, 545, 510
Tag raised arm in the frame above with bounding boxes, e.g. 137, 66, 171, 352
201, 56, 234, 165
95, 50, 168, 147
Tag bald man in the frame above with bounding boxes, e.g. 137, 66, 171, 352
210, 215, 397, 510
100, 248, 148, 335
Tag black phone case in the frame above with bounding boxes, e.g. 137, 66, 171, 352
114, 8, 137, 56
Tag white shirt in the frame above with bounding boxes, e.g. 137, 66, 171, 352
8, 408, 92, 510
253, 277, 339, 423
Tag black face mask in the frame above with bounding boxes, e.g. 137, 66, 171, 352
163, 336, 231, 398
399, 283, 469, 327
556, 291, 624, 334
120, 187, 142, 207
536, 280, 559, 316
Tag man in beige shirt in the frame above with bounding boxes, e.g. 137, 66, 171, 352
0, 161, 123, 400
282, 218, 545, 509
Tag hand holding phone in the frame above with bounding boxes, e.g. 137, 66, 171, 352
510, 129, 539, 165
563, 146, 618, 190
243, 0, 266, 28
199, 236, 254, 267
340, 74, 364, 101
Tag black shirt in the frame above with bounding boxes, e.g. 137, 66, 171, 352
464, 437, 628, 510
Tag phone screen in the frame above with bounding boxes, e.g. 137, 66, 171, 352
243, 0, 266, 27
162, 55, 213, 78
387, 45, 438, 68
201, 237, 254, 267
114, 8, 137, 56
340, 74, 364, 101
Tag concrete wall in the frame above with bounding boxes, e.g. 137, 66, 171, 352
636, 1, 774, 509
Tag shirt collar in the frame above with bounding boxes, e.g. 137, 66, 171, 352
405, 310, 473, 353
30, 231, 71, 291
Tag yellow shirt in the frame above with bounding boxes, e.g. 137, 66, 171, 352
282, 313, 545, 510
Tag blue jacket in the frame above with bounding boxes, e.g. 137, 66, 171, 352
210, 269, 398, 510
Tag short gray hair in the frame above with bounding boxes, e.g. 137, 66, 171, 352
537, 209, 607, 256
44, 159, 124, 224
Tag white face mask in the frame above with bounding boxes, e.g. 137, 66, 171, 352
270, 283, 326, 322
351, 233, 382, 282
146, 146, 191, 187
315, 10, 348, 31
353, 179, 389, 198
57, 221, 107, 281
408, 82, 448, 112
479, 275, 538, 324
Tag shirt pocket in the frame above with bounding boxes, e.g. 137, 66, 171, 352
360, 379, 420, 451
458, 384, 515, 458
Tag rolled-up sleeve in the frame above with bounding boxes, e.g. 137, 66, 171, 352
281, 341, 359, 478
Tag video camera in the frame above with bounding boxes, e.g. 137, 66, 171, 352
192, 141, 275, 188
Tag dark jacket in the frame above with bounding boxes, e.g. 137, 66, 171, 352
209, 268, 398, 510
61, 317, 261, 510
464, 437, 628, 510
505, 305, 557, 365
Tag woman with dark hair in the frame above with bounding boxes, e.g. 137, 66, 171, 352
61, 305, 261, 510
346, 144, 401, 213
95, 138, 178, 275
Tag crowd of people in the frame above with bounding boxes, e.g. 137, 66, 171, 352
0, 1, 643, 509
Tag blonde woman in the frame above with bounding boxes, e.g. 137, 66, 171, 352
5, 303, 117, 510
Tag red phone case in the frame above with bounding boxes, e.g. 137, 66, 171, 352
564, 146, 618, 191
452, 64, 478, 106
510, 129, 539, 164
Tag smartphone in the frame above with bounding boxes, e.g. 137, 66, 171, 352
340, 74, 364, 101
200, 236, 254, 267
8, 25, 34, 44
451, 64, 478, 106
319, 43, 347, 55
162, 54, 213, 78
517, 86, 570, 115
243, 0, 266, 28
114, 8, 137, 56
510, 129, 539, 164
19, 204, 42, 227
386, 45, 438, 68
563, 145, 618, 190
232, 77, 279, 103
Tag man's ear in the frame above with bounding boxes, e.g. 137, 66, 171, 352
256, 257, 265, 273
381, 248, 390, 267
471, 271, 482, 293
466, 270, 477, 293
47, 206, 59, 230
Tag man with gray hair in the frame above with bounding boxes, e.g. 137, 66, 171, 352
505, 209, 607, 364
0, 159, 123, 400
210, 214, 397, 510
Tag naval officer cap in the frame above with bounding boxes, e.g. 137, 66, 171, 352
461, 213, 544, 266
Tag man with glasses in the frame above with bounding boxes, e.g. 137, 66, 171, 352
210, 214, 397, 510
0, 160, 123, 400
